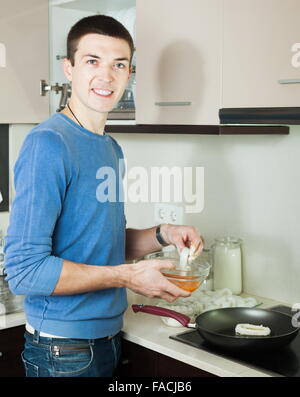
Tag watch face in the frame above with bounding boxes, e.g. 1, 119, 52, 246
0, 125, 9, 212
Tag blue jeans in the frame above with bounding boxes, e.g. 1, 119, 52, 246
21, 330, 122, 377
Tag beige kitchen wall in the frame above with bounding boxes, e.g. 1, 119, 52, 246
1, 124, 299, 305
114, 128, 300, 305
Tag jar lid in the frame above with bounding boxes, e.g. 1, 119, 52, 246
213, 236, 242, 247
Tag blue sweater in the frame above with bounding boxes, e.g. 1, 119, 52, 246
4, 113, 127, 338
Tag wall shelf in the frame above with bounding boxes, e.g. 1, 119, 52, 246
106, 124, 289, 135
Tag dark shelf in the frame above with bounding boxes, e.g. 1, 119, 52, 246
106, 123, 289, 135
106, 124, 219, 134
219, 107, 300, 125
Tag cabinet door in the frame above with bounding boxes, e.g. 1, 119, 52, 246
117, 339, 157, 376
222, 0, 300, 108
136, 0, 221, 125
117, 339, 217, 377
0, 326, 25, 377
0, 0, 49, 123
156, 351, 217, 377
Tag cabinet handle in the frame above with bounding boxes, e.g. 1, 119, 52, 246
56, 55, 67, 60
155, 101, 192, 106
278, 79, 300, 84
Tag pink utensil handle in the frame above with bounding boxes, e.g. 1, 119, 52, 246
132, 304, 191, 327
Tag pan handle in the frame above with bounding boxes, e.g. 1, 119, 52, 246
132, 304, 191, 327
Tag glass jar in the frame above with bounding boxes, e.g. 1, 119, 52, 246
0, 230, 4, 275
0, 274, 24, 314
211, 237, 242, 294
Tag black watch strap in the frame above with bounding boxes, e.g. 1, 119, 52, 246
156, 225, 169, 247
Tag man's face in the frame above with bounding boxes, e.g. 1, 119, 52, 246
64, 33, 132, 114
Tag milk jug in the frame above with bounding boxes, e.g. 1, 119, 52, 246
212, 237, 242, 294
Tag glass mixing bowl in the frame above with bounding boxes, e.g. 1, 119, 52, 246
145, 248, 211, 292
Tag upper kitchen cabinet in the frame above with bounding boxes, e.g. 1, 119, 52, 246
222, 0, 300, 112
0, 0, 49, 123
135, 0, 222, 125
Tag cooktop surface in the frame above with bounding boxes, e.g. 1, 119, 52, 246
170, 305, 300, 377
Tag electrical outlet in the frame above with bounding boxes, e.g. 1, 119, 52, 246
154, 204, 184, 225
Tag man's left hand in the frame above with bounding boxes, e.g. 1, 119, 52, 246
160, 224, 204, 257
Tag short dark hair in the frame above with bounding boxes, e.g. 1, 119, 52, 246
67, 14, 135, 66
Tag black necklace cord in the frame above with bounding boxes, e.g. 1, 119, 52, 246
67, 103, 84, 128
66, 103, 106, 135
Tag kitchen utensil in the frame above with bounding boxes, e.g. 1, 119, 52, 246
132, 305, 299, 352
0, 230, 4, 275
156, 298, 204, 327
198, 248, 213, 291
154, 288, 260, 327
0, 273, 24, 314
160, 266, 210, 292
145, 249, 210, 293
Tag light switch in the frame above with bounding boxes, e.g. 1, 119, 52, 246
0, 42, 6, 68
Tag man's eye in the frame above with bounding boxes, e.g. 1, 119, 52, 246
87, 59, 97, 65
115, 63, 126, 69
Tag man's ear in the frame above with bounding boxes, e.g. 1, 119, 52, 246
63, 58, 73, 82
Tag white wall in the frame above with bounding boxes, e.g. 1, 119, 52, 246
113, 128, 300, 305
1, 124, 299, 305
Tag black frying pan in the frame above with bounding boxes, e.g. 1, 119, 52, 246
132, 305, 299, 352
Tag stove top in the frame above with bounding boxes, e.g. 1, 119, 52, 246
170, 305, 300, 377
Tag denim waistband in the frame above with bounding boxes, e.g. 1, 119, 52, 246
25, 329, 119, 345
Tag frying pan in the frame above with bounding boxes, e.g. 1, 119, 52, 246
132, 304, 299, 352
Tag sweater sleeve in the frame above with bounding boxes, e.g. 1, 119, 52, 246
4, 129, 71, 295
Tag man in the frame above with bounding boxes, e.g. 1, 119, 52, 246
4, 15, 203, 377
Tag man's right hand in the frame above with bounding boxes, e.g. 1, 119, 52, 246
123, 259, 191, 303
51, 258, 191, 299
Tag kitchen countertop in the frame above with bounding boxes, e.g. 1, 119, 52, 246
0, 291, 290, 377
122, 290, 289, 377
0, 310, 26, 330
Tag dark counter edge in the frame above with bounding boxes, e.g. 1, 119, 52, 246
106, 124, 289, 135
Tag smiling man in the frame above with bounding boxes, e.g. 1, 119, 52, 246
62, 31, 132, 133
4, 15, 203, 377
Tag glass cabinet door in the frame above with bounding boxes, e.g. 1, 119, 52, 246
49, 0, 136, 120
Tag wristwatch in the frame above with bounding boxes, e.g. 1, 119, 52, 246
155, 224, 169, 247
